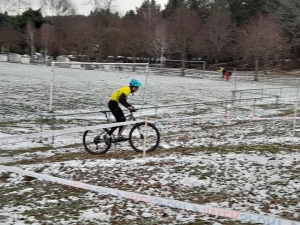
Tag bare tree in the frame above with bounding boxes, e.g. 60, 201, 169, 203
200, 12, 234, 64
85, 0, 118, 28
166, 5, 201, 75
151, 21, 169, 67
236, 14, 289, 80
45, 16, 70, 56
61, 16, 105, 62
0, 0, 29, 15
64, 16, 91, 60
25, 22, 36, 56
136, 3, 164, 64
40, 0, 77, 16
0, 0, 14, 14
0, 24, 21, 52
38, 23, 55, 62
85, 0, 117, 12
122, 12, 147, 65
15, 0, 30, 14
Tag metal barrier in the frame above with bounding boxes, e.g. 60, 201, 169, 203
37, 96, 280, 135
232, 86, 300, 102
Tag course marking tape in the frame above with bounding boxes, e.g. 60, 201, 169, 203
0, 115, 299, 144
0, 120, 144, 144
154, 116, 300, 124
0, 165, 298, 225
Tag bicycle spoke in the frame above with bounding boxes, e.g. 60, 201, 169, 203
129, 123, 160, 153
83, 129, 110, 154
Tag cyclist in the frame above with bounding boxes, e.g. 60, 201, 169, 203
103, 78, 142, 144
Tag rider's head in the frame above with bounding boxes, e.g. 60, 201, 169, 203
129, 79, 142, 92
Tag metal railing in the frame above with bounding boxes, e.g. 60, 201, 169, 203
232, 86, 300, 101
37, 95, 281, 133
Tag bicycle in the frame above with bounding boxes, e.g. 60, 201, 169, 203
83, 109, 160, 154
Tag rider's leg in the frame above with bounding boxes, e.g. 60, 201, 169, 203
117, 108, 126, 136
108, 100, 125, 136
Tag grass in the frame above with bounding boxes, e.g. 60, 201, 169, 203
2, 140, 298, 167
1, 101, 300, 224
1, 143, 299, 224
0, 178, 265, 225
0, 119, 34, 127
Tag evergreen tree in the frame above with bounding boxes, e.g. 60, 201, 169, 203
264, 0, 281, 14
9, 8, 44, 31
227, 0, 268, 26
211, 0, 230, 13
0, 12, 10, 26
186, 0, 212, 18
140, 0, 162, 10
162, 0, 185, 18
273, 0, 300, 57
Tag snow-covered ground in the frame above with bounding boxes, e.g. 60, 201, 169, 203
0, 62, 299, 225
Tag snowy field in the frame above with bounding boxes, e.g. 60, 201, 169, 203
0, 62, 300, 225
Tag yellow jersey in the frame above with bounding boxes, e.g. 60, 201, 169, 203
110, 86, 131, 103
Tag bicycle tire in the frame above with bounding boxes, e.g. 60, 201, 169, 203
83, 129, 111, 154
129, 122, 160, 153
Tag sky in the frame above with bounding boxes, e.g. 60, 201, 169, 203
29, 0, 169, 16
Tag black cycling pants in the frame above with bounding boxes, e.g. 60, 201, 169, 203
108, 100, 126, 136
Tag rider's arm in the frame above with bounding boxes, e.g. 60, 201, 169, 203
119, 93, 132, 108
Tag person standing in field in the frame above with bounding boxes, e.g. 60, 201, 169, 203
220, 67, 232, 81
220, 67, 226, 79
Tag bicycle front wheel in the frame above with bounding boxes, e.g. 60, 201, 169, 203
129, 122, 160, 153
83, 129, 110, 154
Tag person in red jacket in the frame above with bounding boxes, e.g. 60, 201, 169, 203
225, 71, 230, 81
220, 67, 232, 81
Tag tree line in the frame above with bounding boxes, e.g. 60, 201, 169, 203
0, 0, 299, 72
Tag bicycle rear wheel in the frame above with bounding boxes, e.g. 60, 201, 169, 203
83, 129, 110, 154
129, 122, 160, 153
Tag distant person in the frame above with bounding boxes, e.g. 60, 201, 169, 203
220, 67, 232, 81
103, 79, 142, 145
220, 67, 226, 79
225, 71, 232, 81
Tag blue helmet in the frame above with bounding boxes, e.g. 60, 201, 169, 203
129, 79, 142, 87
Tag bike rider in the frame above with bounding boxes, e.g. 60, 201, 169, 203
103, 78, 142, 144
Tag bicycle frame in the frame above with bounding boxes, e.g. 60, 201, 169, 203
83, 110, 160, 154
118, 113, 137, 136
100, 110, 137, 138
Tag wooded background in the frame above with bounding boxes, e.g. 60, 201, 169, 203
0, 0, 299, 71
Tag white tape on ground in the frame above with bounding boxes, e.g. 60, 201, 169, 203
0, 165, 299, 225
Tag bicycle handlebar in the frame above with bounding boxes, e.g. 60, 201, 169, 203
129, 108, 138, 113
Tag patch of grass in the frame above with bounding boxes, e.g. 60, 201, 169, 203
1, 146, 55, 156
255, 103, 289, 110
188, 166, 208, 176
23, 176, 37, 182
199, 171, 215, 180
0, 172, 10, 180
0, 119, 33, 128
277, 109, 296, 116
